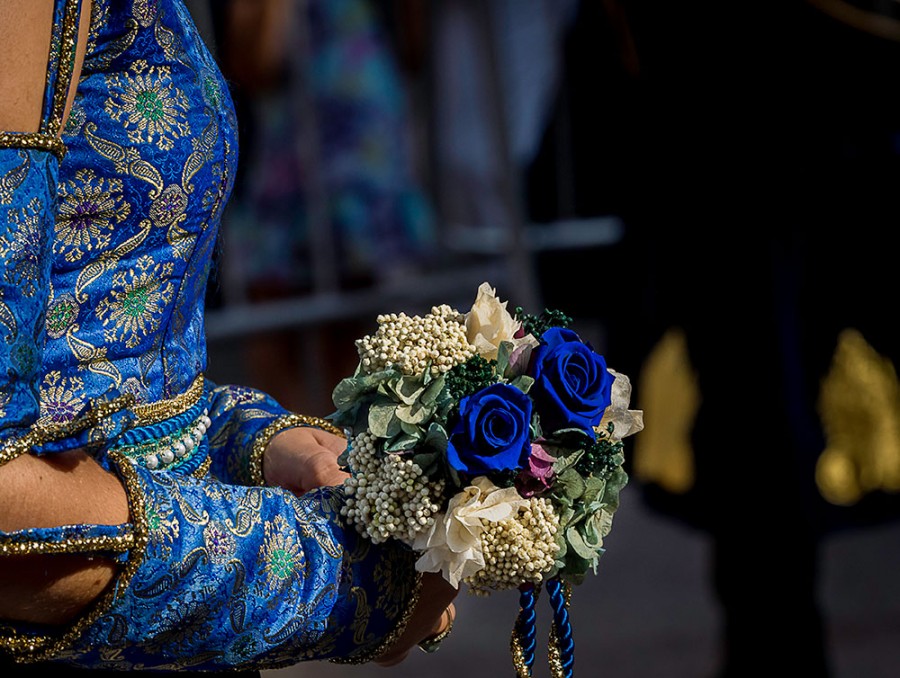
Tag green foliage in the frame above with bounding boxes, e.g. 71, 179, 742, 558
330, 363, 454, 458
513, 306, 573, 337
576, 423, 626, 480
445, 355, 499, 400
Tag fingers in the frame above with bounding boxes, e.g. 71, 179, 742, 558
373, 573, 459, 666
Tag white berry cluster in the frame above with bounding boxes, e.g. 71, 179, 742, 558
355, 305, 476, 375
464, 498, 561, 596
340, 431, 445, 545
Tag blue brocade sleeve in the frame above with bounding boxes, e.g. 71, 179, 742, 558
0, 449, 420, 670
0, 146, 60, 455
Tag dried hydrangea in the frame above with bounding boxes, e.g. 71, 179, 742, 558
464, 497, 561, 596
340, 431, 445, 544
356, 305, 476, 376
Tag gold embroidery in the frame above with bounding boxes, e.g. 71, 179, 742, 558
0, 392, 135, 467
329, 572, 423, 665
66, 333, 123, 388
0, 133, 66, 160
45, 0, 83, 139
104, 60, 190, 152
349, 587, 374, 646
250, 414, 346, 486
132, 374, 204, 424
38, 371, 86, 426
816, 328, 900, 505
55, 169, 131, 262
96, 255, 175, 349
0, 532, 134, 557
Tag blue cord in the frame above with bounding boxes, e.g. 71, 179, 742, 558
547, 578, 575, 678
516, 583, 538, 674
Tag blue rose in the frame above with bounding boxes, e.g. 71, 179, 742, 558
447, 383, 533, 476
530, 327, 614, 437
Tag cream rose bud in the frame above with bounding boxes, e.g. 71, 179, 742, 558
465, 282, 521, 360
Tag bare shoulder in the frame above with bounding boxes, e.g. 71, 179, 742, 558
0, 0, 91, 135
0, 1, 56, 133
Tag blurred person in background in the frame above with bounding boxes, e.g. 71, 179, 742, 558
528, 1, 900, 676
211, 0, 437, 415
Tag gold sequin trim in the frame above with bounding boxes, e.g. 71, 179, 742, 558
329, 571, 423, 665
46, 0, 82, 138
0, 393, 136, 468
0, 132, 67, 160
0, 532, 134, 557
249, 413, 345, 486
132, 374, 205, 424
0, 451, 149, 662
192, 455, 212, 479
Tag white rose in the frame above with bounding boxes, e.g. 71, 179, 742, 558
413, 476, 530, 588
597, 369, 644, 441
465, 282, 522, 361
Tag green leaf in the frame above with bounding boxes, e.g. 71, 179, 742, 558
368, 401, 400, 438
396, 400, 433, 426
582, 475, 607, 505
420, 374, 446, 406
510, 375, 534, 394
412, 451, 440, 476
385, 432, 420, 453
496, 340, 512, 376
556, 468, 586, 502
566, 525, 599, 560
332, 369, 397, 408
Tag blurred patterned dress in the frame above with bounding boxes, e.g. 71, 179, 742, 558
221, 0, 436, 300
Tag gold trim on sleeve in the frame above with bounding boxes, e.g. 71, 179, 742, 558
0, 132, 67, 160
249, 414, 345, 486
329, 571, 423, 665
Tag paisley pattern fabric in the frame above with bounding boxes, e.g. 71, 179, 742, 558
0, 0, 417, 670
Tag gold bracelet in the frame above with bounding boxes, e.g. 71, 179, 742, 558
249, 413, 345, 486
418, 605, 455, 654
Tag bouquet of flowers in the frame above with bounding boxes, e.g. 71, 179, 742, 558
330, 282, 643, 677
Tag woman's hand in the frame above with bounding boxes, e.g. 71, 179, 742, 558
374, 572, 459, 667
264, 427, 460, 666
263, 426, 349, 495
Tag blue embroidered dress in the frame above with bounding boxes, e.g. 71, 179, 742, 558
0, 0, 417, 670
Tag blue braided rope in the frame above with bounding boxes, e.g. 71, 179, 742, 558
547, 578, 575, 678
516, 583, 538, 674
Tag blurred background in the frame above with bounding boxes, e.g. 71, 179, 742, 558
186, 1, 900, 676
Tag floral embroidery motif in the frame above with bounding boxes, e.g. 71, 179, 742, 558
132, 0, 159, 29
146, 493, 180, 559
55, 169, 131, 261
149, 184, 187, 227
39, 371, 86, 425
1, 197, 45, 298
104, 60, 190, 151
45, 293, 80, 339
96, 255, 174, 348
203, 521, 236, 564
258, 514, 306, 593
